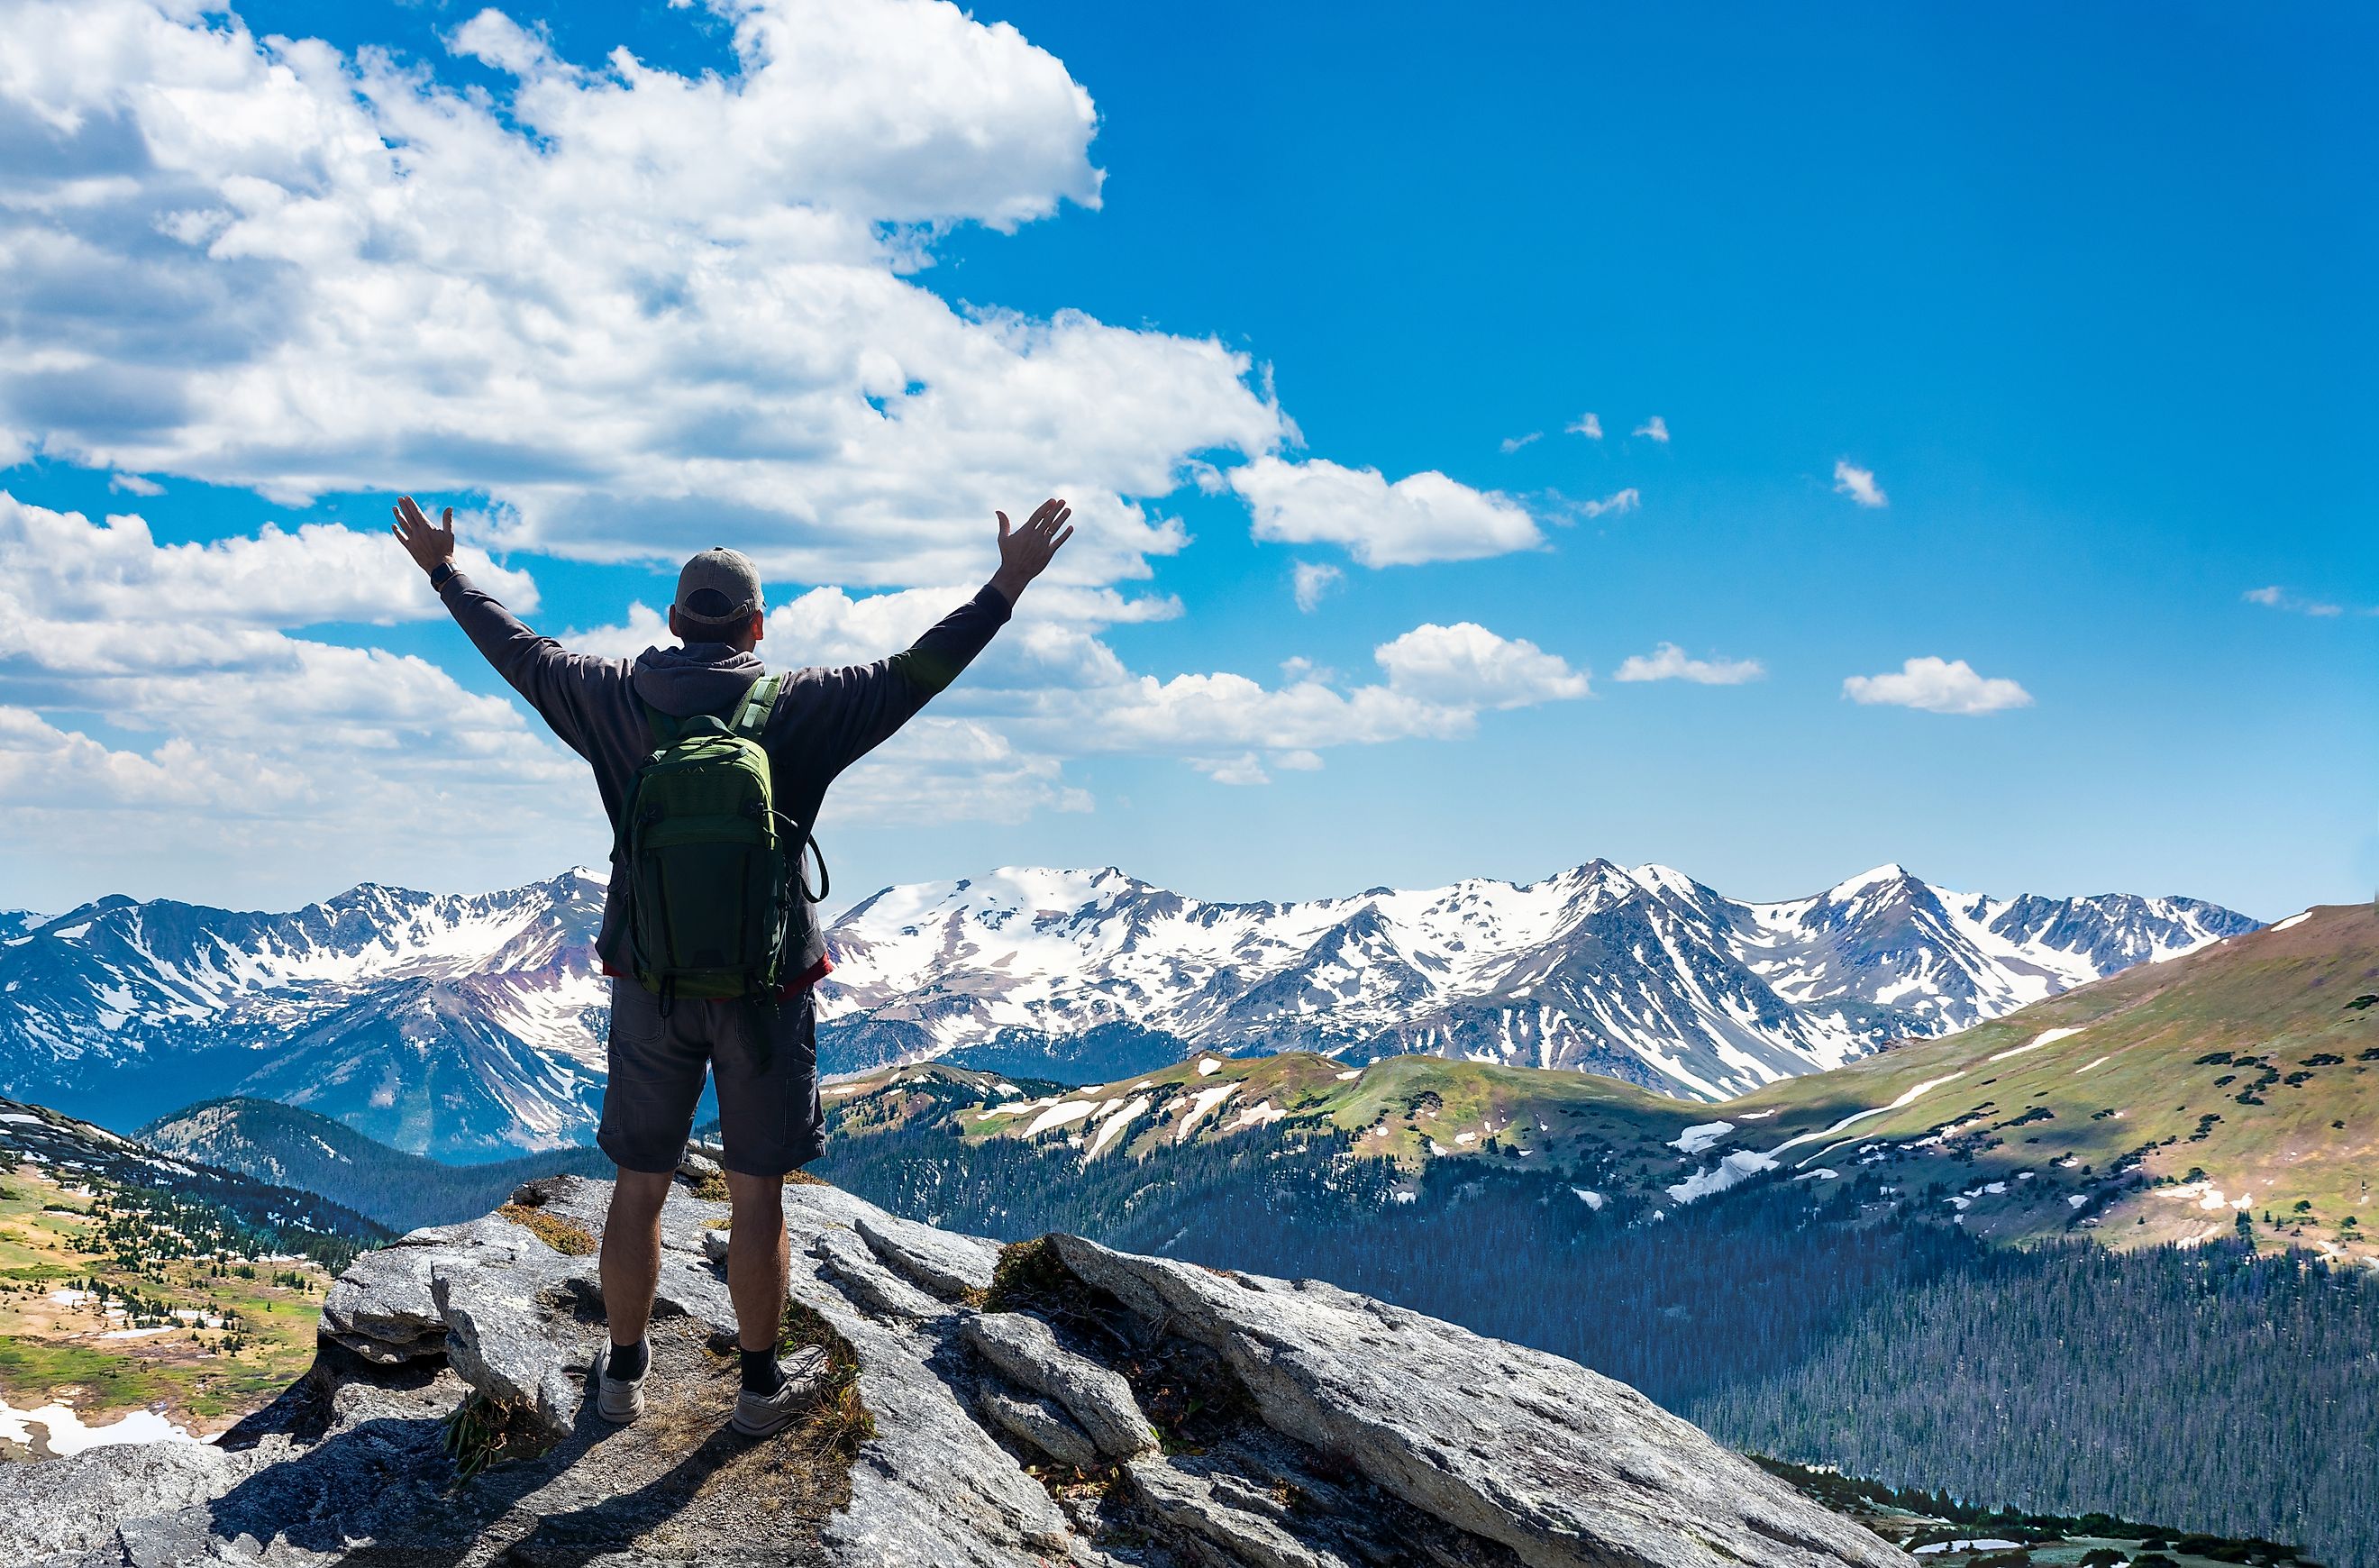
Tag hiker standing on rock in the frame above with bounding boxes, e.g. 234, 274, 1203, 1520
390, 495, 1071, 1436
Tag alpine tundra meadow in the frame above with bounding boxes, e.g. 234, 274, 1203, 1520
0, 4, 2370, 1567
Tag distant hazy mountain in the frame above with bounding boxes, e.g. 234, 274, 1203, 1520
0, 1095, 385, 1256
0, 861, 2255, 1159
139, 1098, 611, 1232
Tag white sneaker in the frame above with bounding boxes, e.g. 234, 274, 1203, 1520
592, 1343, 647, 1425
729, 1345, 830, 1438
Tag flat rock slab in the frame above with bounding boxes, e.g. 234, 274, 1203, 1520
853, 1209, 1000, 1299
1051, 1234, 1908, 1568
960, 1309, 1159, 1463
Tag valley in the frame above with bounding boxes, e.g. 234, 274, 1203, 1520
0, 1100, 382, 1454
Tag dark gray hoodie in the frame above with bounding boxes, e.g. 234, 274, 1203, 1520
436, 570, 1012, 984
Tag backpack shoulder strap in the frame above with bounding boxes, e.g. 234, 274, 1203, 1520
641, 700, 683, 751
728, 674, 782, 742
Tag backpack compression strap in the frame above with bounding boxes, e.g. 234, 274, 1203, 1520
729, 674, 782, 740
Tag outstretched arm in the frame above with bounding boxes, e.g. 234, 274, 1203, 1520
788, 497, 1074, 780
391, 494, 612, 759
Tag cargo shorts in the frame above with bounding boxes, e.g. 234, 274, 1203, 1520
597, 976, 824, 1178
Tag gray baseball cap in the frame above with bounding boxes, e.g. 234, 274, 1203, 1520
673, 547, 764, 626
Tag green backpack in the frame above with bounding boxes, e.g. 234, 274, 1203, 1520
618, 675, 825, 1001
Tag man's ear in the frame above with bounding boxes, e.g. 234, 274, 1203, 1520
666, 606, 684, 643
749, 612, 765, 644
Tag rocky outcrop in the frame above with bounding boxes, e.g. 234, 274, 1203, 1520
0, 1174, 1908, 1568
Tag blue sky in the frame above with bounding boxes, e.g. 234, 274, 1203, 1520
0, 0, 2367, 920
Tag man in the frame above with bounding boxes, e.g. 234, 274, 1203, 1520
389, 494, 1071, 1436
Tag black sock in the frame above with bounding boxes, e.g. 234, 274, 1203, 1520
740, 1346, 784, 1396
607, 1336, 650, 1381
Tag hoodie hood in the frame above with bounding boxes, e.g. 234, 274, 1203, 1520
630, 642, 765, 718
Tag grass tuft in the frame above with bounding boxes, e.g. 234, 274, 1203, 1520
497, 1202, 597, 1256
779, 1298, 876, 1458
441, 1390, 549, 1482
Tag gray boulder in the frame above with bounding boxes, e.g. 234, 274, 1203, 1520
853, 1208, 999, 1299
1050, 1233, 1907, 1568
960, 1309, 1160, 1463
977, 1386, 1103, 1472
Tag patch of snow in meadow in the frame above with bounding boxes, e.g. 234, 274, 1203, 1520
1670, 1121, 1734, 1156
1087, 1097, 1152, 1158
0, 1400, 197, 1456
1174, 1083, 1239, 1142
2268, 911, 2311, 933
1571, 1188, 1604, 1208
1196, 1057, 1223, 1076
1989, 1026, 2083, 1062
1335, 1069, 1362, 1080
1912, 1542, 2021, 1556
1022, 1099, 1098, 1138
1667, 1149, 1779, 1204
2075, 1055, 2110, 1073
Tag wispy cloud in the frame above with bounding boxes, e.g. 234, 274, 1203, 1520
1633, 415, 1670, 442
1614, 643, 1765, 685
1563, 488, 1640, 521
1189, 753, 1270, 786
1843, 657, 2031, 716
2244, 586, 2347, 617
1833, 460, 1888, 508
107, 474, 163, 497
1499, 432, 1542, 454
1566, 413, 1603, 440
1292, 561, 1344, 613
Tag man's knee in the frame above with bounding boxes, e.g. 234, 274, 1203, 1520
608, 1167, 672, 1224
724, 1170, 784, 1225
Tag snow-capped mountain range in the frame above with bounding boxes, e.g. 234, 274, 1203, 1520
0, 863, 2256, 1160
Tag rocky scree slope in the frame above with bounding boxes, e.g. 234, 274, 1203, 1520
0, 1170, 1907, 1568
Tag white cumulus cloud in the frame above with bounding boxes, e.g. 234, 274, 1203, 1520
1633, 415, 1670, 442
1833, 460, 1888, 508
0, 0, 1289, 589
1566, 413, 1603, 440
1373, 623, 1590, 709
1613, 643, 1765, 685
1843, 657, 2031, 716
1230, 456, 1541, 568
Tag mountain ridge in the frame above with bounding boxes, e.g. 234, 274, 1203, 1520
0, 860, 2257, 1160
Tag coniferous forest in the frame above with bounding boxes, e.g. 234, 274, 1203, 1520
814, 1123, 2379, 1568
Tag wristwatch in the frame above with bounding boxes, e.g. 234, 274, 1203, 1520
428, 561, 458, 590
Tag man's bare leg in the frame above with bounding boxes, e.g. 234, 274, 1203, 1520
601, 1170, 672, 1350
725, 1171, 790, 1357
